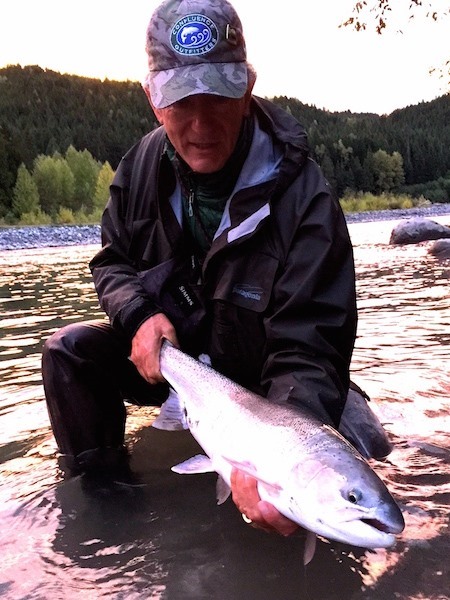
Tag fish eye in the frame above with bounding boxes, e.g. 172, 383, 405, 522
347, 489, 362, 504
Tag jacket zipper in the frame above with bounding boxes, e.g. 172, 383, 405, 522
188, 189, 194, 217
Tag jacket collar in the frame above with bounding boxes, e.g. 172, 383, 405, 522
167, 96, 310, 255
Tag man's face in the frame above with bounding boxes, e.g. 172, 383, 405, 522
152, 92, 252, 174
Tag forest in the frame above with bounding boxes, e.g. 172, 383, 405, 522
0, 64, 449, 224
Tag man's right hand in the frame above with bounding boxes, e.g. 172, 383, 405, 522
231, 468, 300, 536
130, 313, 179, 384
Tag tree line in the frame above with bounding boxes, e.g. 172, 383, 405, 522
12, 146, 113, 225
1, 65, 449, 224
271, 95, 450, 202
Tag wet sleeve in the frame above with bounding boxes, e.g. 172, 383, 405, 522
89, 183, 162, 339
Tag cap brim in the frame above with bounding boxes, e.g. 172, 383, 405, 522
148, 62, 248, 109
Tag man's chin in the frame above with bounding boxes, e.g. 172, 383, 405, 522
185, 152, 228, 174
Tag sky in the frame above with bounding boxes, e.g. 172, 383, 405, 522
0, 0, 449, 115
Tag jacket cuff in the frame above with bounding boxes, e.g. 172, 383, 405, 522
114, 297, 162, 340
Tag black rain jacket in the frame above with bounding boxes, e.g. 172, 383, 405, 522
90, 96, 357, 427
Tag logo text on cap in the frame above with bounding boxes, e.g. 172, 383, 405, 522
171, 14, 219, 56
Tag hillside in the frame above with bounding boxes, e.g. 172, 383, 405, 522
1, 64, 449, 213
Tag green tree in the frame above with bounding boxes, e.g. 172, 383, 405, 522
65, 145, 101, 213
361, 152, 376, 191
372, 149, 405, 193
0, 127, 21, 216
320, 152, 337, 191
333, 139, 354, 196
12, 163, 40, 217
33, 154, 75, 216
93, 161, 114, 212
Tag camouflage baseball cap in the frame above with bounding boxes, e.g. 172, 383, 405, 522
145, 0, 248, 108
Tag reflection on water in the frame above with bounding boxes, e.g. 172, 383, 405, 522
0, 219, 449, 599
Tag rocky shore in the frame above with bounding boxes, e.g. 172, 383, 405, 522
0, 224, 101, 251
1, 205, 450, 251
344, 203, 450, 224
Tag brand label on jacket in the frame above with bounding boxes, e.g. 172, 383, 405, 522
232, 284, 263, 303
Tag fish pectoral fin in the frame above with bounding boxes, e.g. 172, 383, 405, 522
224, 457, 282, 492
216, 476, 231, 505
303, 531, 317, 565
171, 454, 214, 475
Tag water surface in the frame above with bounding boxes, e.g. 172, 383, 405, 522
0, 218, 449, 599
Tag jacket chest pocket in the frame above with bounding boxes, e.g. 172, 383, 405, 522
212, 253, 279, 313
208, 253, 279, 387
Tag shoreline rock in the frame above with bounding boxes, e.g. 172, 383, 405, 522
429, 239, 450, 258
389, 217, 450, 245
1, 205, 450, 252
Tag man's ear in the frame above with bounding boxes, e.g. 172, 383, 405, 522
143, 85, 164, 124
243, 79, 255, 117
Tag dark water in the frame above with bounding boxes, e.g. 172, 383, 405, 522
0, 218, 449, 600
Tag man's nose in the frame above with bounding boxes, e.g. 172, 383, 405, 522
189, 98, 215, 130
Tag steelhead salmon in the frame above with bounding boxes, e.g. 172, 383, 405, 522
156, 341, 405, 561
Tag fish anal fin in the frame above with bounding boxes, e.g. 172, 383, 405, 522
216, 476, 231, 505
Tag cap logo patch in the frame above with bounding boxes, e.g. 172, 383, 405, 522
171, 14, 219, 55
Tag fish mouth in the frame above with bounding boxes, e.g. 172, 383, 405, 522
315, 519, 396, 549
361, 512, 405, 535
360, 501, 405, 536
330, 519, 397, 548
361, 517, 399, 534
318, 507, 405, 548
345, 511, 405, 548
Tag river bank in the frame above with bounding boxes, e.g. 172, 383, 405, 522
1, 204, 450, 251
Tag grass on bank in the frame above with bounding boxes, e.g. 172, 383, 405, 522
339, 192, 430, 213
0, 206, 105, 227
0, 193, 436, 228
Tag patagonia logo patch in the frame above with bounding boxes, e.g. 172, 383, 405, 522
171, 14, 219, 55
232, 284, 264, 302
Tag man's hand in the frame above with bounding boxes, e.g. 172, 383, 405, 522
230, 468, 300, 536
130, 313, 179, 384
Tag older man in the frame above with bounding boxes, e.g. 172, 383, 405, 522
42, 0, 359, 535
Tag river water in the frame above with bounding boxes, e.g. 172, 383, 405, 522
0, 217, 449, 600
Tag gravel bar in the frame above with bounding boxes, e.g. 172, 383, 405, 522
0, 224, 101, 251
1, 205, 449, 251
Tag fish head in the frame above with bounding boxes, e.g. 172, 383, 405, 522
286, 437, 405, 548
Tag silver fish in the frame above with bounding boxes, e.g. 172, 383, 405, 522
158, 341, 405, 557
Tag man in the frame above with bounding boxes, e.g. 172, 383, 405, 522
42, 0, 358, 535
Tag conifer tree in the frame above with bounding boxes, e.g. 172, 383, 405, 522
12, 163, 40, 217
